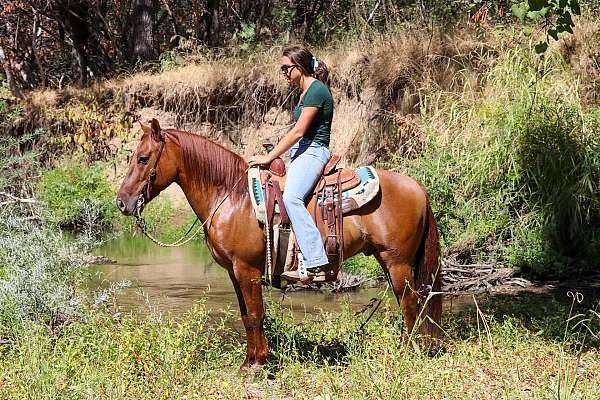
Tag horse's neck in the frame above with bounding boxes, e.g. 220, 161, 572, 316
172, 131, 247, 222
177, 177, 219, 223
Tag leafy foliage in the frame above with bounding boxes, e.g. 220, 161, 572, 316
390, 48, 600, 277
342, 254, 384, 282
37, 159, 118, 229
0, 206, 92, 339
511, 0, 582, 53
0, 131, 43, 194
3, 0, 591, 95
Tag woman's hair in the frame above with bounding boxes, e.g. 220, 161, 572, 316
283, 45, 330, 86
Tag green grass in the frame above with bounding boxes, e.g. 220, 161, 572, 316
0, 293, 598, 399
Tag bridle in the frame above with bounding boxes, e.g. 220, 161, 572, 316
135, 132, 166, 218
132, 130, 205, 247
131, 129, 247, 247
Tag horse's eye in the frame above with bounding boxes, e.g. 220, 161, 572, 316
138, 155, 150, 165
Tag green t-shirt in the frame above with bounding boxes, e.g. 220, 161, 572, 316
293, 79, 333, 147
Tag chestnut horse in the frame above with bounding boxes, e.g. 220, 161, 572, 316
116, 119, 442, 369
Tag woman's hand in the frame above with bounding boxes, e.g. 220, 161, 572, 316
247, 154, 272, 167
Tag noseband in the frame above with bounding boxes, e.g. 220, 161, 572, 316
135, 133, 166, 217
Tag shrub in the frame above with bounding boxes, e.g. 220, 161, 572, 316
37, 159, 118, 230
0, 131, 43, 193
511, 100, 600, 275
0, 206, 92, 338
388, 48, 600, 277
342, 254, 384, 282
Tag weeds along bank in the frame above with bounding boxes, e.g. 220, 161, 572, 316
391, 45, 600, 277
0, 296, 599, 399
1, 207, 599, 398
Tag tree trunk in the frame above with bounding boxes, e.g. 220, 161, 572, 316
159, 0, 180, 44
202, 0, 219, 47
57, 0, 91, 85
72, 45, 88, 85
32, 9, 46, 87
290, 0, 308, 43
255, 0, 270, 41
131, 0, 156, 62
0, 45, 23, 99
3, 20, 36, 90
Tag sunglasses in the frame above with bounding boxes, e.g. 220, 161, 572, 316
280, 64, 297, 74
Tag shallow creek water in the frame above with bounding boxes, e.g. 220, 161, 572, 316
92, 235, 475, 319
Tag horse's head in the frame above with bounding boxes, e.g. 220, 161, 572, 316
116, 118, 178, 216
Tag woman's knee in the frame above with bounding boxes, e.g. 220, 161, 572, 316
283, 191, 303, 207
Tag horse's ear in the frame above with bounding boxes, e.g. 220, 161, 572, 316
150, 118, 163, 142
139, 120, 151, 135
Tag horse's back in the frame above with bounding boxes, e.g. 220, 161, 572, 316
375, 169, 429, 212
344, 169, 428, 257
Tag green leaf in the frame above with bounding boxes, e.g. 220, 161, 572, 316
555, 14, 575, 37
527, 7, 549, 20
522, 27, 533, 37
511, 2, 529, 21
534, 42, 549, 54
570, 0, 581, 15
527, 0, 547, 11
548, 28, 559, 41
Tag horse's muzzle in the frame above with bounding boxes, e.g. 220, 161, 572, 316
115, 196, 136, 216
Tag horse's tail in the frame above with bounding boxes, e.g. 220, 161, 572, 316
414, 193, 442, 339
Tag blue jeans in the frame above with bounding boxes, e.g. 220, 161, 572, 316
283, 138, 330, 269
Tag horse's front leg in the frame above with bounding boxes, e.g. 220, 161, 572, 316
230, 259, 267, 370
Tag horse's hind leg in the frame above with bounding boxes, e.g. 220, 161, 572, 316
375, 251, 419, 334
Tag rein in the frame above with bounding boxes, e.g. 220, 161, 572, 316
133, 131, 248, 247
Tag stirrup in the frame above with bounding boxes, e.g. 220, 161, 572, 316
281, 254, 326, 283
280, 269, 326, 283
297, 253, 309, 280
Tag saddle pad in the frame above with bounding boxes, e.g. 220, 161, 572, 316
248, 167, 267, 224
321, 166, 380, 211
248, 166, 380, 225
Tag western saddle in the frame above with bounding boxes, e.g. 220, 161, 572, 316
260, 144, 361, 284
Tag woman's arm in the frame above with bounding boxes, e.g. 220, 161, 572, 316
248, 106, 319, 166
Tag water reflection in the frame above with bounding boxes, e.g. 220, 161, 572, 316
92, 234, 390, 318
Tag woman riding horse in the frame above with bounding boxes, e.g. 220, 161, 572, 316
116, 48, 442, 371
248, 45, 332, 282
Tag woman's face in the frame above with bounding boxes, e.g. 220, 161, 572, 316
280, 55, 302, 86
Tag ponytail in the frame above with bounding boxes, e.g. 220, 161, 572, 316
312, 57, 330, 87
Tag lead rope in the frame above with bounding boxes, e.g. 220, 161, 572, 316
135, 168, 249, 247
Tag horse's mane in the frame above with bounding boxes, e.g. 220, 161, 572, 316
167, 129, 248, 199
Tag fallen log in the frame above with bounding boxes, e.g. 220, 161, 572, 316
441, 256, 532, 293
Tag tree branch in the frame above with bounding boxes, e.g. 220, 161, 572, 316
0, 192, 38, 204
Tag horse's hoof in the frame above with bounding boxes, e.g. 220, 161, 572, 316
239, 363, 251, 373
239, 362, 263, 373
